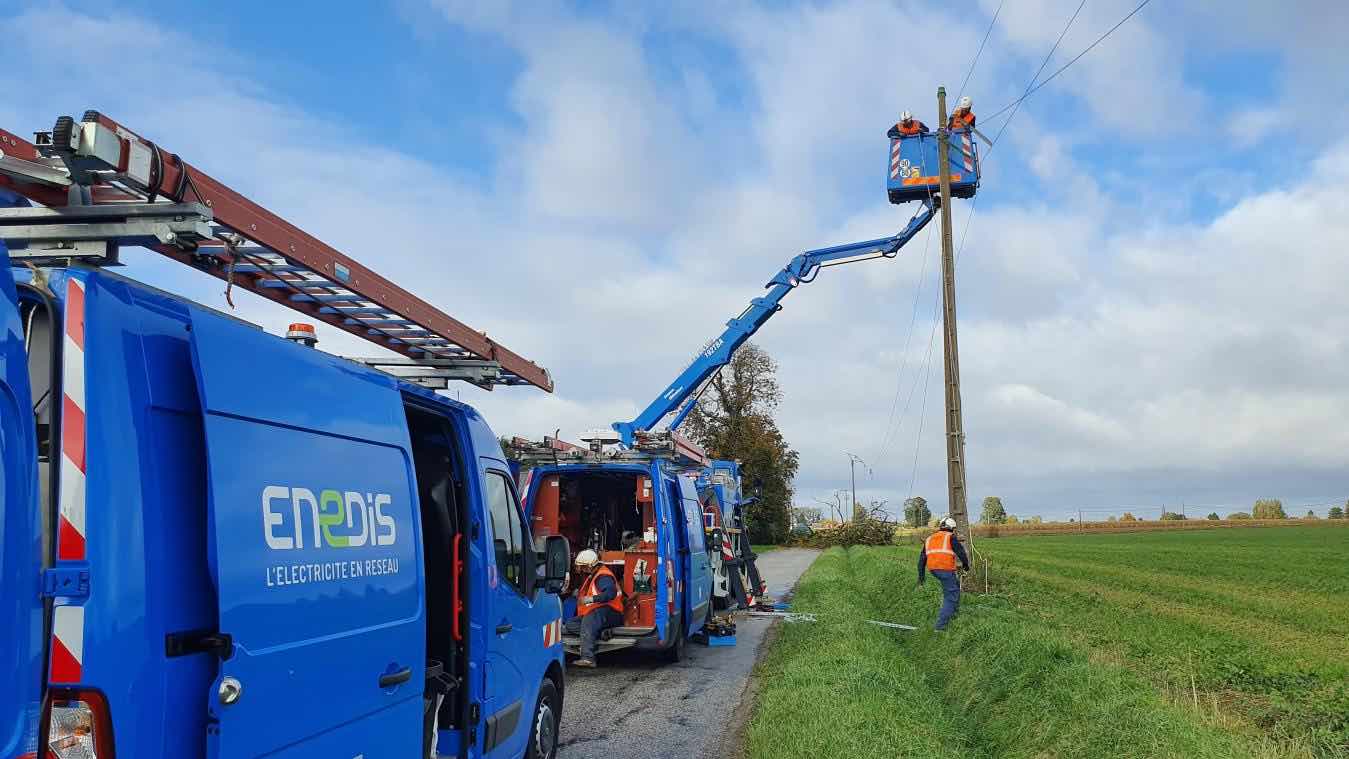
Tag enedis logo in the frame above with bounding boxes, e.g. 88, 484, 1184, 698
262, 485, 397, 550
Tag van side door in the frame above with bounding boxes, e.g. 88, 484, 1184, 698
480, 463, 534, 759
188, 307, 423, 759
677, 476, 712, 632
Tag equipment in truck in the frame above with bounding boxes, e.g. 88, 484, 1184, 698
0, 110, 568, 759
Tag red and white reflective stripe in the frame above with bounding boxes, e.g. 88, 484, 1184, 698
961, 134, 974, 173
517, 468, 534, 500
721, 542, 734, 561
542, 618, 562, 647
50, 605, 85, 683
57, 279, 88, 562
890, 139, 902, 179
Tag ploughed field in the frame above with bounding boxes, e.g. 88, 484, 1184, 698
745, 527, 1348, 759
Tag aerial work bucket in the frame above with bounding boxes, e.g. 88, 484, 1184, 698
887, 130, 980, 204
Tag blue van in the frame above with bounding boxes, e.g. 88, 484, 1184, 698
0, 247, 570, 759
517, 455, 712, 663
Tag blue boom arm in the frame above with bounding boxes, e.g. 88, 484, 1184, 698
613, 199, 935, 445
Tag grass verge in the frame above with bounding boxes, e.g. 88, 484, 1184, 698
745, 546, 1314, 759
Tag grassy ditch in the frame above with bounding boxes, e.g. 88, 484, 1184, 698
745, 545, 1320, 759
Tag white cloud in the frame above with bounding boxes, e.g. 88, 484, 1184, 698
4, 2, 1347, 521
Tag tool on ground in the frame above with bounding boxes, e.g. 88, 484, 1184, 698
865, 620, 917, 630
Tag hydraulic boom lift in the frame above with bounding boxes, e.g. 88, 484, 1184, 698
608, 126, 980, 607
0, 111, 553, 390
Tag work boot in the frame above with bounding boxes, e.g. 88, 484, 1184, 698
573, 658, 597, 668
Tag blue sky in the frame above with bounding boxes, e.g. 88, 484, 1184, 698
4, 0, 1348, 519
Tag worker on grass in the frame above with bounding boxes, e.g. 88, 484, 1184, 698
565, 549, 624, 668
917, 517, 971, 631
888, 110, 929, 138
947, 96, 976, 131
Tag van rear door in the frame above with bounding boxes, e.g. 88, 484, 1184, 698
0, 240, 45, 758
187, 307, 423, 759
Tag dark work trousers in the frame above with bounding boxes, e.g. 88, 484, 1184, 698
565, 607, 623, 659
931, 569, 960, 630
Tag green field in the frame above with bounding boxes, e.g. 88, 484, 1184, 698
746, 527, 1348, 759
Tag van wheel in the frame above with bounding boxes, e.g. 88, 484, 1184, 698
527, 678, 560, 759
665, 630, 686, 663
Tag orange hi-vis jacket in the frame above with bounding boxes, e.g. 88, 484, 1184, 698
576, 565, 624, 616
948, 109, 976, 130
896, 119, 927, 136
924, 530, 959, 571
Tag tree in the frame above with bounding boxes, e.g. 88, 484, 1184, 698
1305, 509, 1318, 519
1330, 506, 1345, 520
1026, 515, 1043, 525
1107, 515, 1117, 522
1251, 498, 1286, 519
979, 496, 1007, 524
903, 496, 931, 528
1006, 514, 1019, 524
683, 342, 799, 543
1120, 512, 1137, 522
1206, 512, 1220, 520
1228, 511, 1252, 520
1160, 511, 1186, 521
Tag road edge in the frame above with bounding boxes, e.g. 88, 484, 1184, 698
718, 549, 816, 759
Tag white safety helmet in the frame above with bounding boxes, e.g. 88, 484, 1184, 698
900, 110, 914, 121
958, 96, 972, 110
939, 516, 957, 530
574, 549, 599, 567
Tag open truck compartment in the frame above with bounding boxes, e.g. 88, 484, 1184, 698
530, 469, 664, 650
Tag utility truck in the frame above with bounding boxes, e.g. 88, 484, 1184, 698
0, 111, 570, 759
511, 431, 713, 661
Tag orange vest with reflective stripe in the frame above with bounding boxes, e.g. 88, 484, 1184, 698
948, 110, 976, 130
925, 530, 958, 571
896, 119, 927, 136
576, 565, 624, 616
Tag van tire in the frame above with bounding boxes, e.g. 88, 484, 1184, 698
527, 678, 560, 759
665, 629, 686, 663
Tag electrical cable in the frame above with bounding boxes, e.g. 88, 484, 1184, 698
985, 0, 1085, 157
873, 205, 936, 461
981, 0, 1154, 126
957, 0, 1006, 104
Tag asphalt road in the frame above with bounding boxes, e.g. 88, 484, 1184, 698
556, 548, 820, 759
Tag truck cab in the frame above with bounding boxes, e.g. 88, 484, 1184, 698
519, 457, 712, 662
0, 246, 570, 759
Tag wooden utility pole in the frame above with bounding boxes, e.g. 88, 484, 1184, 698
935, 86, 971, 544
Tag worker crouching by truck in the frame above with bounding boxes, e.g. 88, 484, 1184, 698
565, 549, 624, 668
917, 517, 971, 631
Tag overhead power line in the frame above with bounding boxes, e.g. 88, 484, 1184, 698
982, 0, 1155, 125
957, 0, 1006, 104
986, 0, 1086, 154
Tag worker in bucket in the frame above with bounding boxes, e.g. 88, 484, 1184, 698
917, 517, 970, 631
947, 96, 976, 130
888, 110, 929, 138
565, 549, 624, 668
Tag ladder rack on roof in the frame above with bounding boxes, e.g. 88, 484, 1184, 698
0, 111, 552, 391
507, 430, 710, 471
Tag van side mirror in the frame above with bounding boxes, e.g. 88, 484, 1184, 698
541, 535, 570, 595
